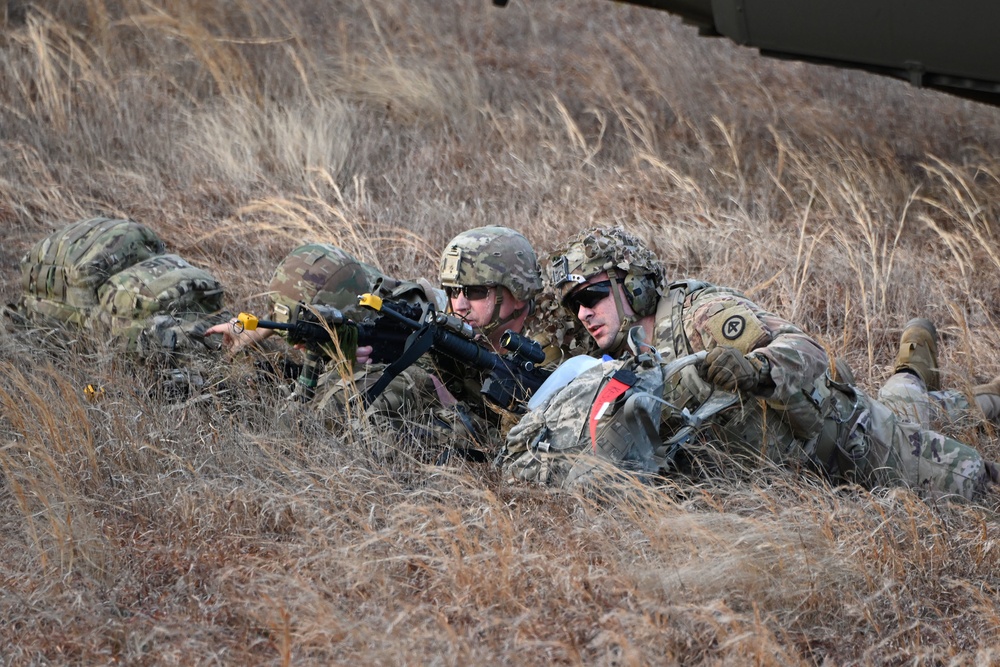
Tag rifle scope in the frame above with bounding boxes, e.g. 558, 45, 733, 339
499, 329, 545, 365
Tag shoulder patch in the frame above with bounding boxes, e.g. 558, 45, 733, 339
722, 315, 745, 340
703, 302, 768, 354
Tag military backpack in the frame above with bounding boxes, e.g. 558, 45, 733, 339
19, 217, 166, 326
18, 218, 226, 351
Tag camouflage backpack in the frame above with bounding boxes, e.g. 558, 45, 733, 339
19, 217, 166, 326
499, 331, 739, 490
19, 219, 228, 356
500, 349, 668, 489
93, 253, 225, 338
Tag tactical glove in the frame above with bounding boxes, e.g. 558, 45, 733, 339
703, 346, 766, 393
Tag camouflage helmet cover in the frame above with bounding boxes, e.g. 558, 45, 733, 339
438, 226, 542, 302
549, 226, 665, 316
268, 243, 380, 322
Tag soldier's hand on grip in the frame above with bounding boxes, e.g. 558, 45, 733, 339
703, 346, 765, 393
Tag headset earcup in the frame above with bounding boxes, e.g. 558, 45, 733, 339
623, 274, 657, 316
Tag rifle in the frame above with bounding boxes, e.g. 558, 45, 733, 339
237, 295, 551, 411
236, 301, 416, 401
357, 293, 550, 412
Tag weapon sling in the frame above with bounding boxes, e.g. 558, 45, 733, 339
362, 323, 437, 406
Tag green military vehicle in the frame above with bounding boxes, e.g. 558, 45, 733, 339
495, 0, 1000, 106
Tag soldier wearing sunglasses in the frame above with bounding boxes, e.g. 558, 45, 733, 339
500, 226, 996, 500
430, 227, 592, 436
304, 227, 589, 458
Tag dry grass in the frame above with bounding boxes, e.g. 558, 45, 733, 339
2, 0, 1000, 663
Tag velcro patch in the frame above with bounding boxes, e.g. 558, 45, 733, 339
704, 303, 768, 354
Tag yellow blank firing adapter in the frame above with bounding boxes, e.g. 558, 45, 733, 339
236, 312, 259, 332
358, 293, 383, 311
84, 384, 105, 401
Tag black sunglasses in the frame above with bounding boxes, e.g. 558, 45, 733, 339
445, 285, 493, 301
564, 280, 613, 312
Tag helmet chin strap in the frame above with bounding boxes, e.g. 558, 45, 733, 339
480, 288, 505, 337
482, 288, 529, 339
605, 273, 634, 357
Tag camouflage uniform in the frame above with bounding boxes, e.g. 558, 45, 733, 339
501, 227, 993, 501
878, 373, 977, 431
262, 241, 405, 404
432, 227, 588, 440
877, 318, 1000, 433
296, 229, 577, 452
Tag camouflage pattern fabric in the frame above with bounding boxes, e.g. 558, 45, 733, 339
311, 358, 496, 454
267, 243, 382, 323
502, 350, 816, 490
432, 351, 504, 425
305, 286, 584, 452
12, 226, 231, 402
94, 254, 224, 333
439, 226, 542, 302
269, 245, 487, 448
549, 227, 667, 355
661, 282, 992, 499
837, 388, 988, 500
501, 357, 662, 488
129, 312, 232, 357
878, 371, 977, 431
503, 278, 993, 500
548, 226, 665, 312
523, 283, 597, 366
503, 354, 991, 500
274, 233, 582, 451
19, 217, 165, 326
307, 297, 584, 452
16, 218, 232, 360
655, 283, 829, 409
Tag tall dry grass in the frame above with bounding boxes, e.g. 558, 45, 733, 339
2, 0, 1000, 663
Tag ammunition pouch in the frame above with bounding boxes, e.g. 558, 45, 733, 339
808, 374, 882, 485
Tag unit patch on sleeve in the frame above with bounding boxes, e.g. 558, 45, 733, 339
704, 302, 768, 354
722, 315, 745, 340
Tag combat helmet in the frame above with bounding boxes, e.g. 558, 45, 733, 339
268, 243, 380, 323
439, 226, 542, 335
549, 226, 665, 352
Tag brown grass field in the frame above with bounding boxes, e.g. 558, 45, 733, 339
2, 1, 1000, 664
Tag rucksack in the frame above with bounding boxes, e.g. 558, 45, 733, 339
18, 219, 228, 359
93, 254, 224, 333
19, 217, 166, 326
500, 331, 739, 489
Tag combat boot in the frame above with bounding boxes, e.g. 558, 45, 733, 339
894, 318, 940, 391
973, 375, 1000, 422
987, 460, 1000, 485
